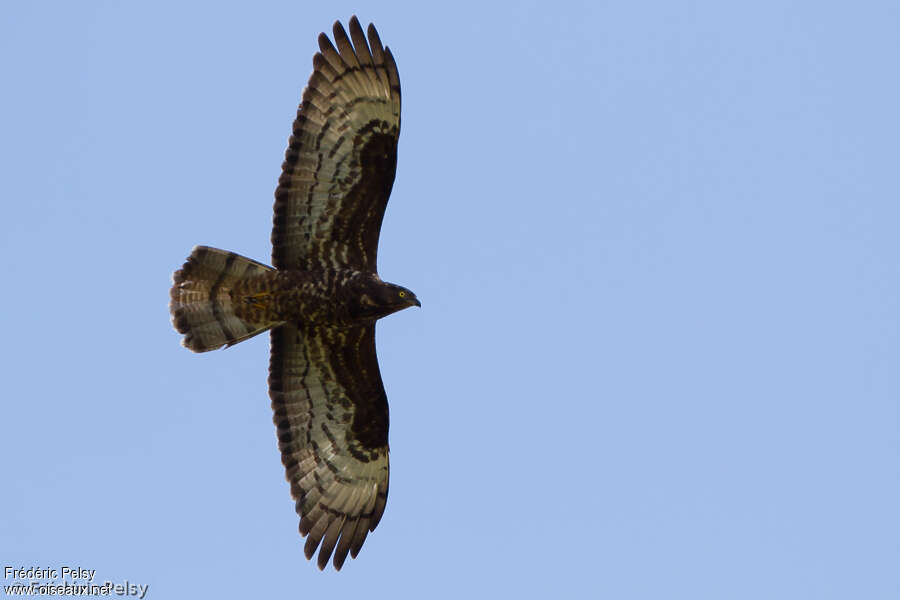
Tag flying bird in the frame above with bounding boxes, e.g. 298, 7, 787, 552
169, 16, 418, 570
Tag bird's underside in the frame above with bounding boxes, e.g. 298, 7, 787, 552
169, 16, 418, 571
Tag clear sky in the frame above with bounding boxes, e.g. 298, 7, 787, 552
2, 1, 898, 598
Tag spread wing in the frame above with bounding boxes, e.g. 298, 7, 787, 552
272, 16, 401, 273
269, 322, 390, 570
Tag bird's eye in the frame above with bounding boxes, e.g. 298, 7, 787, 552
398, 291, 406, 298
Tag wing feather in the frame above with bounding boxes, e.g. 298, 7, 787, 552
269, 322, 390, 570
273, 16, 401, 272
333, 517, 361, 570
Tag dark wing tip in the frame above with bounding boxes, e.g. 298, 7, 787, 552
332, 519, 359, 571
332, 19, 348, 42
347, 16, 372, 66
317, 549, 330, 571
303, 530, 319, 561
318, 31, 335, 54
367, 22, 383, 53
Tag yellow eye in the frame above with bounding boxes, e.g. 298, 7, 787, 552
398, 291, 406, 298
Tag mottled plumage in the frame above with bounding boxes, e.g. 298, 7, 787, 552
169, 17, 418, 571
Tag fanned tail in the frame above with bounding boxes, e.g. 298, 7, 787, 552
170, 246, 276, 352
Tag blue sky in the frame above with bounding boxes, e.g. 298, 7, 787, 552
2, 1, 899, 598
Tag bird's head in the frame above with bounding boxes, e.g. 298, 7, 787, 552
349, 277, 420, 321
387, 283, 421, 309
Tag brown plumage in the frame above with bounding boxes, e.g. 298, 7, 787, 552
169, 16, 418, 571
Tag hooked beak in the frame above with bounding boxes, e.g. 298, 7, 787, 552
412, 297, 421, 308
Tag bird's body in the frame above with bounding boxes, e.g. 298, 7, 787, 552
232, 268, 412, 327
169, 16, 417, 571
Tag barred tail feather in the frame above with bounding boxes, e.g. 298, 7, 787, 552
170, 246, 276, 352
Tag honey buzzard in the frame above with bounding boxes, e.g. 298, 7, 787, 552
169, 17, 418, 571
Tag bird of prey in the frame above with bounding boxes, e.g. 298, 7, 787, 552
169, 16, 418, 571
